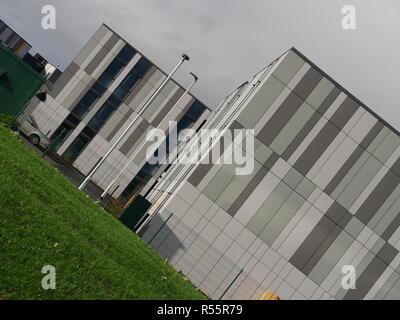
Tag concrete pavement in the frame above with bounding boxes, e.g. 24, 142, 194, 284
20, 135, 104, 202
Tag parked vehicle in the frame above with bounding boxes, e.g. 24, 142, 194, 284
17, 115, 51, 148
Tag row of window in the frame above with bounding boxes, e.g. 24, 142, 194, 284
62, 57, 152, 162
51, 45, 137, 151
50, 40, 207, 202
120, 101, 207, 201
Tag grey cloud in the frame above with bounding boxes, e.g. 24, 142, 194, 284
0, 0, 399, 131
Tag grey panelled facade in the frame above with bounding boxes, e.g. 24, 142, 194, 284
141, 48, 400, 300
21, 24, 210, 202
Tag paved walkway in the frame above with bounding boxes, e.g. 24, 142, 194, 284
20, 135, 104, 202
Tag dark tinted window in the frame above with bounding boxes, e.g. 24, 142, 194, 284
79, 91, 100, 109
105, 60, 124, 79
92, 82, 106, 95
112, 86, 129, 103
81, 126, 96, 139
177, 114, 195, 133
107, 94, 122, 108
97, 72, 114, 89
186, 101, 206, 120
50, 123, 74, 150
121, 177, 145, 200
117, 46, 136, 64
71, 136, 89, 152
137, 167, 154, 180
133, 58, 152, 76
87, 104, 114, 132
121, 73, 140, 91
65, 113, 80, 126
63, 135, 89, 162
72, 104, 89, 119
114, 73, 140, 103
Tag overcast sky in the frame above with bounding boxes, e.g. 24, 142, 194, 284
1, 0, 399, 130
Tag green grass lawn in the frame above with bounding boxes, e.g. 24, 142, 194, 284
0, 125, 205, 300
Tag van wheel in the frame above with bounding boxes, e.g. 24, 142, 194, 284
29, 134, 40, 146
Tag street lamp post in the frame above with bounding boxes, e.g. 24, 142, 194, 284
99, 72, 199, 199
135, 66, 273, 235
78, 54, 190, 191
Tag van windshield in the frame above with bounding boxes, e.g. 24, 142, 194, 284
27, 115, 38, 128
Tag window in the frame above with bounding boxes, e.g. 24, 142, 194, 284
132, 58, 151, 76
81, 126, 96, 139
79, 90, 100, 109
97, 72, 114, 89
120, 162, 159, 202
141, 162, 160, 177
105, 60, 125, 79
112, 86, 127, 103
87, 103, 114, 132
107, 94, 122, 108
120, 99, 206, 202
65, 113, 80, 126
108, 61, 145, 103
186, 101, 207, 121
62, 135, 90, 162
51, 123, 72, 140
117, 45, 136, 64
69, 135, 89, 153
177, 114, 195, 133
72, 104, 90, 119
120, 176, 146, 201
92, 82, 106, 95
50, 122, 74, 151
121, 73, 140, 91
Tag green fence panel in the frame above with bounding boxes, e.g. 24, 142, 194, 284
119, 195, 152, 230
0, 44, 45, 117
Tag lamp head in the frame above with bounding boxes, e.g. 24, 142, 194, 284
190, 72, 198, 81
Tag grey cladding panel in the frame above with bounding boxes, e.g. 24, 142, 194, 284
281, 87, 341, 161
49, 62, 79, 99
119, 118, 150, 155
292, 67, 323, 100
257, 93, 303, 146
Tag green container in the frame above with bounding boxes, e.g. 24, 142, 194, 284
0, 44, 45, 117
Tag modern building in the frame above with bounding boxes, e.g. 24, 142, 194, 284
140, 48, 400, 300
0, 18, 31, 58
21, 24, 210, 205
